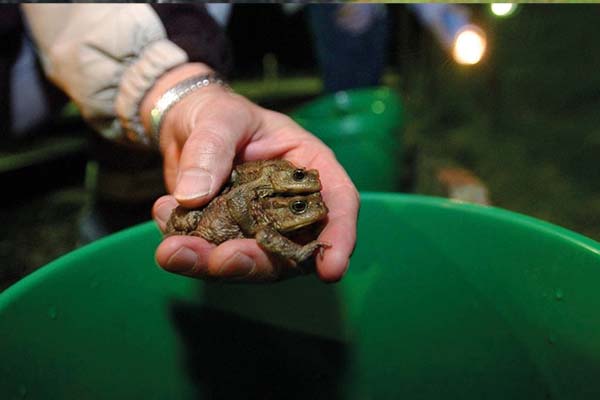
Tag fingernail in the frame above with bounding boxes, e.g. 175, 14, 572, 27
165, 247, 198, 273
174, 168, 213, 200
155, 203, 172, 226
219, 252, 256, 279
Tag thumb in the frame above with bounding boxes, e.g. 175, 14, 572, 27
173, 121, 245, 208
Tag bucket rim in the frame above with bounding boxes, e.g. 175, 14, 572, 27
2, 193, 598, 308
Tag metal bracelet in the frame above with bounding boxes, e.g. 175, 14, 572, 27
149, 73, 227, 145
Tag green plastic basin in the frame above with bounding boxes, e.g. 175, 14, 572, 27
2, 193, 600, 399
292, 87, 403, 192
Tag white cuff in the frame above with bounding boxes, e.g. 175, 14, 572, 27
22, 4, 189, 144
116, 39, 188, 145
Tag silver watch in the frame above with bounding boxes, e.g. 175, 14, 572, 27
149, 73, 227, 145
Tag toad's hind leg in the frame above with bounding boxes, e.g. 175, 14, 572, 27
255, 228, 330, 264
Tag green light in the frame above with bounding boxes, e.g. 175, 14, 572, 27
371, 100, 386, 114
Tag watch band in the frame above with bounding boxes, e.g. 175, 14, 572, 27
149, 73, 227, 145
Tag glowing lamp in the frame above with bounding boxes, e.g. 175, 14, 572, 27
490, 3, 517, 17
452, 26, 487, 65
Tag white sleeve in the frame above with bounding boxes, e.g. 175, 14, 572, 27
21, 4, 188, 142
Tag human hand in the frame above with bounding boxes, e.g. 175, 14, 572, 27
143, 64, 359, 282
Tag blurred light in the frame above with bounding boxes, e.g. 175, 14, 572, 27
452, 26, 486, 65
408, 4, 470, 50
490, 3, 517, 17
371, 100, 386, 114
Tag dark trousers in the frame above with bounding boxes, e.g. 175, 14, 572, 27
307, 4, 389, 93
0, 5, 23, 140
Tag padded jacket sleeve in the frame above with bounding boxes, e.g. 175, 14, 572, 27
21, 4, 231, 142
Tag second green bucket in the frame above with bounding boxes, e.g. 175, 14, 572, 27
292, 87, 403, 192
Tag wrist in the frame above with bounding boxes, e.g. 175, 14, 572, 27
140, 63, 225, 147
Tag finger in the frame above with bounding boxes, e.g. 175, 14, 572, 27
209, 239, 274, 280
314, 171, 360, 282
152, 195, 179, 232
317, 175, 360, 282
173, 129, 236, 208
207, 239, 295, 282
316, 187, 360, 282
156, 236, 294, 282
155, 235, 215, 277
162, 140, 181, 193
173, 100, 255, 208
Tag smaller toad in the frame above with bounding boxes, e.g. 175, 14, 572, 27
228, 159, 322, 198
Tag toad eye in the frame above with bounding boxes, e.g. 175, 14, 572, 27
292, 169, 306, 181
290, 200, 307, 214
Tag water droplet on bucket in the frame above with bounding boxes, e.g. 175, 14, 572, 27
554, 289, 564, 301
18, 385, 27, 398
48, 307, 57, 320
548, 335, 557, 345
90, 280, 99, 289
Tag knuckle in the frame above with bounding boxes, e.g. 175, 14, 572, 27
321, 146, 338, 161
270, 111, 294, 126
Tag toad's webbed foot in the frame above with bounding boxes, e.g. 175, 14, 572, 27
255, 228, 330, 264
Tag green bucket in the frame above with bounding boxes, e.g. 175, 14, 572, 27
292, 87, 403, 192
2, 193, 600, 399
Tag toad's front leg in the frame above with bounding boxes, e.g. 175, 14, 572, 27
165, 207, 203, 236
255, 227, 330, 265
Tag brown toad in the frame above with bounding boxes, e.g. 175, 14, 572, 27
227, 159, 321, 197
165, 160, 329, 264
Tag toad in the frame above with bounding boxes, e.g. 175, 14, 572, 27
165, 160, 329, 264
227, 159, 322, 198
